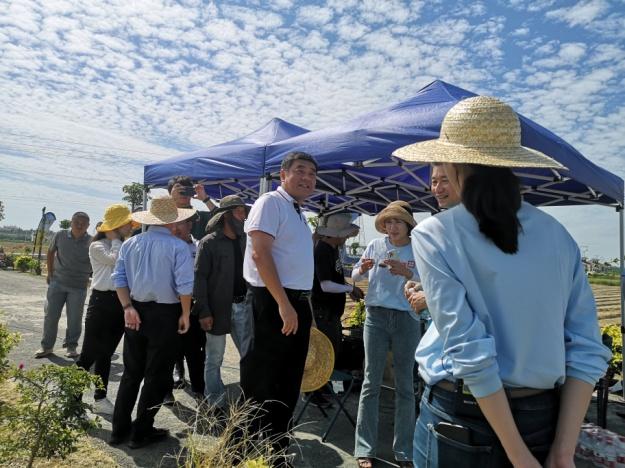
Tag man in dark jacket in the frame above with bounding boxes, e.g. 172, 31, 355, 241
193, 195, 252, 409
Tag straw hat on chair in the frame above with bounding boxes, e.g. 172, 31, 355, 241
301, 328, 335, 393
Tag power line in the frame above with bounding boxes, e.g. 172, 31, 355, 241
0, 129, 173, 157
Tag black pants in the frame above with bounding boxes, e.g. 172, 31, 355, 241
171, 313, 206, 393
76, 290, 125, 400
240, 286, 313, 456
312, 303, 342, 364
112, 301, 181, 439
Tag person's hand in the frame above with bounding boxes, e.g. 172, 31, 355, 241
359, 258, 375, 275
408, 289, 427, 312
279, 302, 298, 336
386, 259, 412, 278
105, 229, 121, 241
46, 274, 51, 285
404, 280, 419, 299
349, 286, 365, 302
194, 184, 207, 200
199, 316, 214, 332
124, 307, 141, 331
178, 314, 190, 334
543, 446, 576, 468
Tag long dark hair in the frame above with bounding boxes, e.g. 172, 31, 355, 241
461, 164, 522, 254
89, 231, 107, 244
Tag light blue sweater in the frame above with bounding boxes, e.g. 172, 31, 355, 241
412, 202, 611, 398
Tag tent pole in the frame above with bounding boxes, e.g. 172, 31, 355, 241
142, 187, 148, 233
618, 207, 625, 399
259, 176, 269, 196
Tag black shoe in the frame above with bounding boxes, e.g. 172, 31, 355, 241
163, 393, 175, 407
128, 428, 169, 449
109, 431, 131, 446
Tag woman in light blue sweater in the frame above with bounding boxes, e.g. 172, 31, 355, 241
394, 96, 611, 468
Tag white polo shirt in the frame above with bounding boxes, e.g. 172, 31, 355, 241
244, 186, 314, 290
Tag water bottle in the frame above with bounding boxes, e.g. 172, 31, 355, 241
594, 434, 606, 468
577, 428, 593, 460
605, 437, 617, 468
615, 436, 625, 467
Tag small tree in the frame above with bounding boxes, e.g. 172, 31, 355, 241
59, 220, 71, 229
0, 201, 4, 222
122, 182, 145, 212
307, 215, 320, 230
350, 241, 360, 255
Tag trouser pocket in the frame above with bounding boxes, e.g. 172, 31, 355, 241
426, 423, 492, 468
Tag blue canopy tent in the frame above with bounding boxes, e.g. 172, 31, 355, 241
143, 117, 309, 202
261, 80, 623, 216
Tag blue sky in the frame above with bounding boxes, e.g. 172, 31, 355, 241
0, 0, 623, 261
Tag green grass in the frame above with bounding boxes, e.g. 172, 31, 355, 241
588, 277, 621, 286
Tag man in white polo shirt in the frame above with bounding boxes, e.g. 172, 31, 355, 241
240, 151, 317, 467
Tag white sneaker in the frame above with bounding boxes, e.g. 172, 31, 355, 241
34, 348, 54, 358
65, 347, 79, 358
92, 398, 115, 415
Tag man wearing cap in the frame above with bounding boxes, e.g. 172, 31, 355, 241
312, 212, 364, 366
240, 151, 318, 466
167, 175, 216, 240
193, 195, 252, 410
35, 211, 91, 359
109, 194, 195, 449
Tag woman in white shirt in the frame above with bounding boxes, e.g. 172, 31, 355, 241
76, 204, 138, 415
352, 201, 420, 468
393, 96, 610, 467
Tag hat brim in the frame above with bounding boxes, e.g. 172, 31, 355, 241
300, 328, 335, 393
316, 223, 359, 238
97, 217, 141, 232
206, 204, 251, 232
393, 139, 567, 170
131, 207, 196, 226
375, 207, 417, 234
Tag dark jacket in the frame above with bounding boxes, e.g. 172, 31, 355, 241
192, 229, 246, 335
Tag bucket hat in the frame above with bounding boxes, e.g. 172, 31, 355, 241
392, 96, 566, 170
316, 212, 359, 238
98, 204, 140, 232
300, 328, 335, 393
131, 194, 196, 226
375, 201, 416, 234
206, 195, 251, 233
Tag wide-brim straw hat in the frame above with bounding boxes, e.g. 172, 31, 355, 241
392, 96, 567, 170
206, 195, 251, 233
300, 328, 335, 393
98, 204, 140, 232
131, 194, 196, 226
316, 212, 359, 238
375, 200, 417, 234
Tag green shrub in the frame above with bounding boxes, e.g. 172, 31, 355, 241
0, 253, 15, 270
0, 313, 21, 383
0, 364, 101, 467
13, 255, 32, 273
600, 324, 622, 376
347, 300, 366, 327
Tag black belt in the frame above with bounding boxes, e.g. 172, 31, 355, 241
233, 295, 246, 303
285, 288, 311, 301
434, 380, 550, 399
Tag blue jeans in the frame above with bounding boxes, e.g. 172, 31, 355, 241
204, 300, 254, 406
413, 385, 558, 467
41, 280, 88, 349
355, 306, 421, 461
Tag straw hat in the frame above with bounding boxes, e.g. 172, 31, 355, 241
206, 195, 250, 233
300, 328, 335, 393
375, 200, 417, 234
131, 194, 196, 226
97, 204, 140, 232
392, 96, 567, 170
316, 212, 359, 238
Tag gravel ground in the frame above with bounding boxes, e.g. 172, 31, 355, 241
0, 269, 404, 467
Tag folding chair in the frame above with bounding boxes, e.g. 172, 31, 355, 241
295, 369, 357, 442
